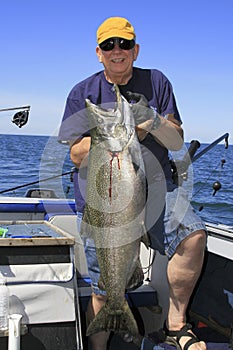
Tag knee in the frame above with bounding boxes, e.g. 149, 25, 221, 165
179, 229, 207, 255
92, 293, 107, 305
192, 229, 207, 248
87, 293, 107, 319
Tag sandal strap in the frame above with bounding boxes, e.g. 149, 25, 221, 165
183, 337, 200, 350
176, 323, 195, 340
164, 323, 200, 350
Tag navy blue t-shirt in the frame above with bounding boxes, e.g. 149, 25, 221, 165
58, 67, 181, 213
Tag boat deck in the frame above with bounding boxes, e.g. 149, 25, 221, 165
85, 320, 232, 349
93, 336, 231, 350
0, 198, 232, 349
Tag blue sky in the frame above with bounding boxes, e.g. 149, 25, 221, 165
1, 0, 233, 144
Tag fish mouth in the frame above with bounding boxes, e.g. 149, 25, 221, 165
104, 139, 127, 153
103, 128, 135, 153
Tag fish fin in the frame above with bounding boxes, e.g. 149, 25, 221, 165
141, 232, 150, 248
126, 261, 144, 291
98, 275, 105, 291
79, 207, 95, 239
86, 299, 138, 336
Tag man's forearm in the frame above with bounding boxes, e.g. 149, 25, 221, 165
137, 114, 184, 151
150, 114, 184, 151
70, 136, 91, 168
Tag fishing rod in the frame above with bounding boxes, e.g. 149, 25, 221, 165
0, 105, 30, 128
0, 133, 229, 195
0, 170, 74, 195
192, 133, 229, 162
171, 133, 229, 185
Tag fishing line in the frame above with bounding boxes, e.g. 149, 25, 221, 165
0, 170, 74, 195
192, 162, 220, 198
192, 144, 229, 211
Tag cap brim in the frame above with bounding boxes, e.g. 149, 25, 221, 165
98, 31, 135, 44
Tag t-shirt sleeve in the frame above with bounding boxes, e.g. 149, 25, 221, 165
57, 93, 90, 145
151, 70, 182, 124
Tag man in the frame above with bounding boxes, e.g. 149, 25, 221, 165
58, 17, 207, 350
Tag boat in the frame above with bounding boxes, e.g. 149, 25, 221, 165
0, 195, 232, 350
0, 108, 232, 350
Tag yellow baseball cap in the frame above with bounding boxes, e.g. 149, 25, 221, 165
97, 17, 136, 44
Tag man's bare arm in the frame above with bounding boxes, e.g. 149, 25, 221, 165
70, 136, 91, 168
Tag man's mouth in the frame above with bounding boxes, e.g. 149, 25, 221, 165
112, 58, 124, 63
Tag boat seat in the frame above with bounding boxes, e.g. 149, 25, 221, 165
0, 198, 76, 221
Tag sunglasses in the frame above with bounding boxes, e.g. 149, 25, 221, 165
99, 37, 135, 51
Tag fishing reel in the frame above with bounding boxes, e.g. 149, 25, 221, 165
171, 136, 228, 216
0, 105, 30, 128
12, 109, 29, 128
171, 140, 201, 186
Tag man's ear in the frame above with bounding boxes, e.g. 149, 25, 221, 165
96, 46, 102, 62
133, 43, 140, 61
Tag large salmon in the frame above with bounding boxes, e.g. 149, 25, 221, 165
81, 85, 147, 338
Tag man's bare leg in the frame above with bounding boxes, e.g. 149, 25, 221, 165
167, 230, 207, 350
86, 293, 110, 350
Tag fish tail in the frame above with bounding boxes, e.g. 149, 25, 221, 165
86, 299, 138, 337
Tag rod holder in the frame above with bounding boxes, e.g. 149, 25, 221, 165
8, 314, 22, 350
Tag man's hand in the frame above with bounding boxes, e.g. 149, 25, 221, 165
126, 92, 183, 150
126, 91, 154, 125
127, 92, 161, 141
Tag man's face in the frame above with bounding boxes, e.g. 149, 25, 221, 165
96, 38, 139, 81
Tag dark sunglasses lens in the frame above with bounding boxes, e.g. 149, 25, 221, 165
100, 38, 135, 51
99, 39, 115, 51
119, 39, 135, 50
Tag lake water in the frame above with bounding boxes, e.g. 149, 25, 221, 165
0, 134, 232, 227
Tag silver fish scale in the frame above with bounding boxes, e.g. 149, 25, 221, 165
82, 85, 147, 337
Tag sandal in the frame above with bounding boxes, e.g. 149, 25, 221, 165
163, 322, 200, 350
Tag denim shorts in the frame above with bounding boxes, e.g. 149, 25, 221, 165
77, 185, 206, 295
163, 186, 206, 257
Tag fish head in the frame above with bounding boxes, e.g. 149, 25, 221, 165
85, 86, 135, 153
